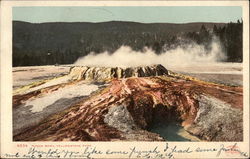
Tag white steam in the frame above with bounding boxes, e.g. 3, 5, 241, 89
74, 37, 226, 68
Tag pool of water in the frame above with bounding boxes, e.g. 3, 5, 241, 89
149, 122, 201, 141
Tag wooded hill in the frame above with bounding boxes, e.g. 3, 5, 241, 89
13, 20, 242, 66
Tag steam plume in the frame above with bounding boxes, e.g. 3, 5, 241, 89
74, 38, 226, 68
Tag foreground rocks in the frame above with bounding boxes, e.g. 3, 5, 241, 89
13, 65, 243, 141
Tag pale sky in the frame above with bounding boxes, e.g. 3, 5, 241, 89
13, 6, 242, 23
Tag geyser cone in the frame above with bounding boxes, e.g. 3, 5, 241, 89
69, 64, 169, 81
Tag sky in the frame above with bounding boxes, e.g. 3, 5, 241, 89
13, 6, 242, 23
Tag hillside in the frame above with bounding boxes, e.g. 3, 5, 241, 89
13, 20, 242, 66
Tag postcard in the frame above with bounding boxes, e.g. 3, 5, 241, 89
0, 0, 249, 158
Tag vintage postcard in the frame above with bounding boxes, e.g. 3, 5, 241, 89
1, 0, 249, 158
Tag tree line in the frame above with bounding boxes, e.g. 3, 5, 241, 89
12, 20, 242, 66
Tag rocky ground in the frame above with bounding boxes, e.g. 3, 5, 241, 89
13, 63, 243, 88
13, 66, 70, 89
12, 64, 243, 141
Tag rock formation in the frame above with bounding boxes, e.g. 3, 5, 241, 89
69, 64, 169, 81
13, 65, 243, 141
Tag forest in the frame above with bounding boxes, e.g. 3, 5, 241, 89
12, 20, 243, 66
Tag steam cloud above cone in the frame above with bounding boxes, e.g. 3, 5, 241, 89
74, 38, 226, 68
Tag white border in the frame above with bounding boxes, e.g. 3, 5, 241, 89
1, 1, 249, 158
